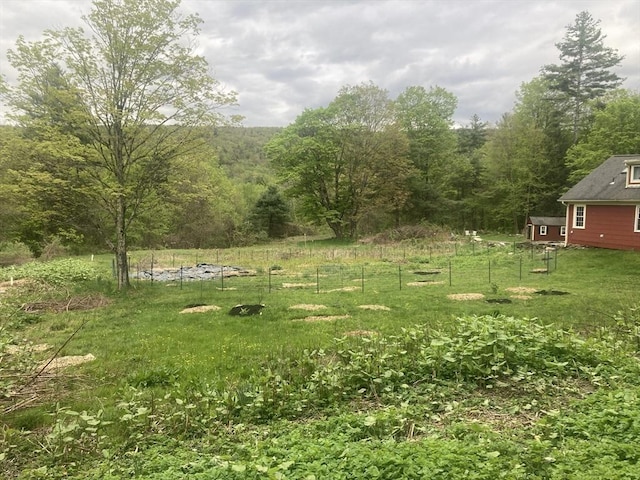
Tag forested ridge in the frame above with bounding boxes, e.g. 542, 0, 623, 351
0, 3, 639, 273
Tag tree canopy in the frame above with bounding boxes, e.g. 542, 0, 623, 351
3, 0, 237, 288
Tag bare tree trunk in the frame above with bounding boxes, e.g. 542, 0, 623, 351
115, 197, 130, 290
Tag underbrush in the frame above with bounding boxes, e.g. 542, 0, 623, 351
4, 314, 640, 479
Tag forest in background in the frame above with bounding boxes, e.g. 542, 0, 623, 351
0, 3, 639, 267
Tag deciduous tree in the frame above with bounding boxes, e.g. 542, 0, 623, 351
4, 0, 237, 288
266, 83, 412, 239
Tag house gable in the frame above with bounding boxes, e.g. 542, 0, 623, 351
559, 155, 640, 251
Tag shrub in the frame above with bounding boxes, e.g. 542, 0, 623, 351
0, 242, 34, 267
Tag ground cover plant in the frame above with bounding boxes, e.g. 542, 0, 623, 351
1, 241, 639, 479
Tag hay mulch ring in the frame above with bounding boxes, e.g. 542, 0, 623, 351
21, 294, 111, 313
505, 287, 537, 300
358, 304, 391, 311
180, 305, 221, 314
289, 304, 328, 311
282, 282, 317, 289
296, 314, 351, 323
324, 286, 360, 293
447, 293, 486, 301
39, 354, 96, 372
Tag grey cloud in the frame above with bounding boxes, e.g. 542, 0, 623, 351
1, 0, 638, 127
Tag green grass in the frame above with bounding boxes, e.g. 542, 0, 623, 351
1, 244, 639, 479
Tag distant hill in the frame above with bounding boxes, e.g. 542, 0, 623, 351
209, 126, 282, 184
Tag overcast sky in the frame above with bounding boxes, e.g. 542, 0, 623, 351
1, 0, 639, 127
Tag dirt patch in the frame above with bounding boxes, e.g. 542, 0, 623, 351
324, 286, 359, 292
505, 287, 538, 294
39, 354, 95, 372
358, 305, 391, 311
486, 298, 512, 304
5, 343, 51, 355
289, 304, 327, 311
535, 289, 569, 296
530, 268, 548, 274
22, 294, 111, 313
447, 293, 485, 301
510, 295, 532, 300
282, 282, 317, 288
297, 315, 351, 323
407, 281, 444, 287
180, 305, 221, 314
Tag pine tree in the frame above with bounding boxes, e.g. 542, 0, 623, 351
543, 11, 624, 143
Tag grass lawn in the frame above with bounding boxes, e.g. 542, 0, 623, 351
1, 242, 640, 479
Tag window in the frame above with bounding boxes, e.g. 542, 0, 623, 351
573, 204, 586, 229
635, 205, 640, 233
560, 226, 566, 236
539, 225, 548, 236
632, 165, 640, 184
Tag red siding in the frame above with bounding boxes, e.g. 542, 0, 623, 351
530, 225, 564, 242
566, 204, 640, 251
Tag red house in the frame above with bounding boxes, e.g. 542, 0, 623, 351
559, 155, 640, 251
525, 216, 566, 242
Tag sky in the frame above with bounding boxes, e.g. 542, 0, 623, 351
0, 0, 639, 127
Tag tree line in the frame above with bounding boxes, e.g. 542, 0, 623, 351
0, 1, 639, 289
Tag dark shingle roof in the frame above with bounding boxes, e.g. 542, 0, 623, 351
528, 216, 565, 226
559, 155, 640, 202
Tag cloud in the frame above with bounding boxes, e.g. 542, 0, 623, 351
1, 0, 638, 126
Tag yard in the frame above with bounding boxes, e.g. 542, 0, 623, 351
1, 240, 640, 479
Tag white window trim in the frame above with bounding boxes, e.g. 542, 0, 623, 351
560, 226, 566, 236
631, 165, 640, 185
539, 225, 548, 236
635, 205, 640, 233
573, 204, 586, 229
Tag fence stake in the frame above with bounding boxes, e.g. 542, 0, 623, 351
398, 265, 402, 291
546, 250, 550, 275
221, 266, 224, 290
151, 254, 154, 283
449, 260, 452, 286
519, 256, 522, 280
180, 264, 183, 290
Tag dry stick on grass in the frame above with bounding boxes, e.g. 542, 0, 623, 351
16, 315, 91, 396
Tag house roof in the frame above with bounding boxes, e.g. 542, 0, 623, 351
559, 155, 640, 203
528, 216, 565, 226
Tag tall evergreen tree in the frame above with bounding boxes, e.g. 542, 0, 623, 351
542, 11, 624, 143
250, 186, 291, 238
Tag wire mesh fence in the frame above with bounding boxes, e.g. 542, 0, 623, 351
122, 241, 560, 297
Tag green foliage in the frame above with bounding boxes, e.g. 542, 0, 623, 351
0, 258, 101, 285
5, 0, 238, 289
266, 82, 414, 239
543, 11, 624, 143
565, 90, 640, 182
249, 186, 291, 238
0, 242, 34, 267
